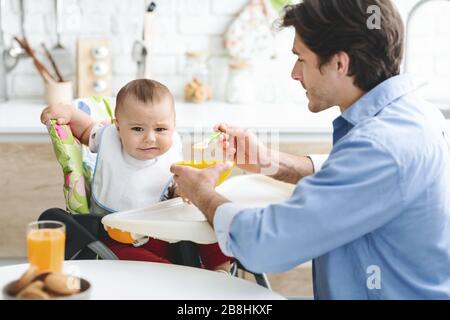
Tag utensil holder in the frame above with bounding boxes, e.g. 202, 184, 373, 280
44, 80, 73, 106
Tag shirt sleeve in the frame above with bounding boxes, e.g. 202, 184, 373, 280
224, 135, 404, 273
88, 123, 106, 153
214, 202, 243, 257
308, 154, 329, 173
213, 154, 330, 254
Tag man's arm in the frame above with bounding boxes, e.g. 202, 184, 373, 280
268, 151, 315, 184
195, 190, 230, 226
170, 162, 233, 226
214, 123, 320, 184
217, 136, 403, 273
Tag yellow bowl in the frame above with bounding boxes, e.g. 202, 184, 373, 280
176, 160, 235, 185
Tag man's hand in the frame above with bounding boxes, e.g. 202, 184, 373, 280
170, 162, 232, 225
170, 161, 232, 203
215, 123, 315, 184
40, 103, 74, 125
214, 123, 278, 175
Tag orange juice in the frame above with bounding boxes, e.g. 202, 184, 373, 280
176, 160, 235, 185
27, 228, 65, 273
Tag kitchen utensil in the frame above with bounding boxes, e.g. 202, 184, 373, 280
16, 38, 72, 105
42, 43, 64, 82
193, 131, 223, 150
143, 1, 156, 79
14, 37, 55, 82
132, 2, 156, 79
132, 40, 147, 78
44, 79, 73, 106
51, 0, 72, 80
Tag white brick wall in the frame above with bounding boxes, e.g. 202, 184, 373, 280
1, 0, 449, 103
177, 0, 211, 15
178, 16, 233, 35
211, 0, 247, 15
402, 0, 450, 101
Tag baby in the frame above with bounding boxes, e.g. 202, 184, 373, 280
41, 79, 230, 272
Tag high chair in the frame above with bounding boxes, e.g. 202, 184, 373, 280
39, 96, 288, 289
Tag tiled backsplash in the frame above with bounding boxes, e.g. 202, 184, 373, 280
2, 0, 450, 103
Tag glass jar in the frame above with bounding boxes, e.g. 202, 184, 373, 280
183, 51, 212, 103
226, 61, 255, 104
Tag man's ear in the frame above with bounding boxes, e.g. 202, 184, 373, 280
114, 119, 120, 132
335, 51, 350, 77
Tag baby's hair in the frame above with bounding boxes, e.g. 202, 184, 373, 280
115, 79, 174, 118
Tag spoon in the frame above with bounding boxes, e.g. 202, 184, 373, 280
193, 131, 223, 150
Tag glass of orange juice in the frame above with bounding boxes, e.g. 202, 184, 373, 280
27, 221, 66, 273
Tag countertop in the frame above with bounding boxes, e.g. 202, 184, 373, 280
1, 99, 449, 143
0, 99, 338, 143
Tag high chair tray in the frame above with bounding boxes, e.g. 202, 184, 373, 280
101, 174, 295, 244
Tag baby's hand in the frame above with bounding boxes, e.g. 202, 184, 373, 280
40, 103, 74, 126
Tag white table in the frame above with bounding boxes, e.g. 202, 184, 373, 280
0, 260, 285, 300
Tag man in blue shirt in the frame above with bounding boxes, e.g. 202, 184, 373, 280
171, 0, 450, 299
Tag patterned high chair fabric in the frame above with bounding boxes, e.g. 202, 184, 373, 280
46, 96, 115, 214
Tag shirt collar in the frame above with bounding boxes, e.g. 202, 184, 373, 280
341, 74, 424, 126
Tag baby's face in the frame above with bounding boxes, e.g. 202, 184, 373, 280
115, 96, 175, 161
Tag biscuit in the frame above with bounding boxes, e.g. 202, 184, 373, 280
17, 281, 50, 300
44, 273, 81, 295
17, 287, 50, 300
33, 272, 51, 283
23, 280, 45, 291
11, 265, 39, 295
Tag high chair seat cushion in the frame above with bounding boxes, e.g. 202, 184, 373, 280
47, 96, 115, 214
48, 120, 90, 213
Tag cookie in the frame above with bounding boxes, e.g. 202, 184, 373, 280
33, 272, 51, 283
11, 265, 39, 295
44, 273, 81, 295
17, 281, 50, 300
17, 287, 50, 300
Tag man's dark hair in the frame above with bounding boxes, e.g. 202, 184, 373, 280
115, 79, 173, 118
282, 0, 404, 91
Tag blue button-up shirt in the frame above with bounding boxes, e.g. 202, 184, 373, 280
214, 74, 450, 299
